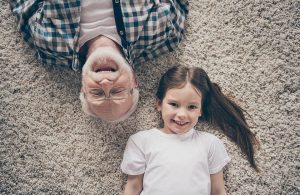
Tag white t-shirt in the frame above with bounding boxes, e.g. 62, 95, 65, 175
121, 128, 230, 195
79, 0, 121, 48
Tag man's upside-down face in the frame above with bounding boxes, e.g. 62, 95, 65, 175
80, 46, 138, 122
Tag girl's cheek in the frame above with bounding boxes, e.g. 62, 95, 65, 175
169, 107, 177, 113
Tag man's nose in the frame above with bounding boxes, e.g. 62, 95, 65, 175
99, 79, 114, 95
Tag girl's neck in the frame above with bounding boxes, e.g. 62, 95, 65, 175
159, 127, 194, 135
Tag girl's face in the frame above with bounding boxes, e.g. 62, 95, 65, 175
157, 83, 202, 134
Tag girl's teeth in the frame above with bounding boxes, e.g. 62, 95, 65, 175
174, 120, 187, 125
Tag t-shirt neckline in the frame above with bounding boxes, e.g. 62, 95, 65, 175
154, 128, 195, 139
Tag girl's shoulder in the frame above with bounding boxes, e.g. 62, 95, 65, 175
126, 128, 159, 150
194, 130, 220, 141
129, 128, 159, 141
194, 130, 226, 148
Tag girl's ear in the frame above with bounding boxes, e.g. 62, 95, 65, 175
199, 106, 202, 117
199, 104, 202, 117
198, 109, 201, 117
156, 99, 162, 111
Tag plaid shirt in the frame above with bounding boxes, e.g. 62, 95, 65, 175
10, 0, 188, 71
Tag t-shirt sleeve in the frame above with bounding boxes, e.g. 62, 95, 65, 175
121, 135, 146, 175
208, 137, 231, 174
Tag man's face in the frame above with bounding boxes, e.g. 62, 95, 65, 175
81, 47, 137, 121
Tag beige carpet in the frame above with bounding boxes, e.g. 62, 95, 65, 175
1, 0, 299, 194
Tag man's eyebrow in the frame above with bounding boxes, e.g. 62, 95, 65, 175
112, 86, 126, 89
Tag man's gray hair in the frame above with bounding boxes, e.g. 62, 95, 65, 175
79, 88, 139, 123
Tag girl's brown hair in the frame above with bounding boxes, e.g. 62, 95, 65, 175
156, 65, 259, 170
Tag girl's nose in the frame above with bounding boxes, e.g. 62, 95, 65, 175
176, 107, 187, 118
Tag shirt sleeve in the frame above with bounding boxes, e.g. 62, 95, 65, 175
121, 135, 146, 175
208, 137, 231, 174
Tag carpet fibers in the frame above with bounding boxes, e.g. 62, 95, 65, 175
1, 0, 299, 194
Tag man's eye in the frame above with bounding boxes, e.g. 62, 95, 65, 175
90, 89, 105, 96
111, 88, 126, 95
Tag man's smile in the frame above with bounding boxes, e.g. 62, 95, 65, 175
95, 68, 116, 72
94, 64, 117, 72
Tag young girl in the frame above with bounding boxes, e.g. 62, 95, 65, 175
121, 66, 259, 195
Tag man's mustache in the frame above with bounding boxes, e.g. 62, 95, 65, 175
88, 70, 120, 82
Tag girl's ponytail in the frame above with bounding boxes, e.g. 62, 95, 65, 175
202, 81, 259, 171
156, 65, 259, 170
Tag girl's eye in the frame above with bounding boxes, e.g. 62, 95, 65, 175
188, 105, 198, 110
168, 102, 178, 107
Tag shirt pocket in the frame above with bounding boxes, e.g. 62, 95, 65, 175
128, 0, 182, 62
29, 1, 79, 66
143, 0, 176, 44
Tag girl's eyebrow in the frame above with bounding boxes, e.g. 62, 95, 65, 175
167, 99, 200, 105
167, 98, 177, 102
188, 102, 201, 106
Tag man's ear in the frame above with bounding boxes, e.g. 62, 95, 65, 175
81, 86, 87, 93
80, 87, 86, 98
132, 72, 139, 88
156, 99, 162, 111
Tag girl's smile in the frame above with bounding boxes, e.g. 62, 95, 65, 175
172, 119, 189, 126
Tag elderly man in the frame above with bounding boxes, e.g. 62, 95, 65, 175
10, 0, 189, 122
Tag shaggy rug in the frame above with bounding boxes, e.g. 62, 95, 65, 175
1, 0, 299, 194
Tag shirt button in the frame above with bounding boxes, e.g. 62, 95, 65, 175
120, 30, 124, 35
115, 0, 119, 3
